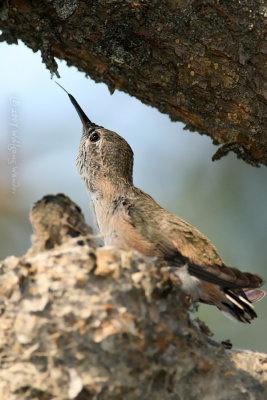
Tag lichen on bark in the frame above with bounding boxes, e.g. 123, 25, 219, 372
0, 0, 266, 165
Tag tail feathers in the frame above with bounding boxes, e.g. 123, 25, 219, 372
220, 289, 257, 323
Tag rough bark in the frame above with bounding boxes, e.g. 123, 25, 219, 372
0, 0, 266, 166
0, 193, 266, 400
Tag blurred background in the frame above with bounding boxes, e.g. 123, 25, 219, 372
0, 41, 266, 351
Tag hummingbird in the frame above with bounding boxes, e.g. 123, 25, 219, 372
56, 82, 265, 323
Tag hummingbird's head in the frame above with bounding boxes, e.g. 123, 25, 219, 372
56, 83, 134, 193
77, 126, 134, 192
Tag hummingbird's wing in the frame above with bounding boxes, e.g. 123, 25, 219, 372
155, 232, 263, 289
119, 194, 265, 323
118, 189, 264, 291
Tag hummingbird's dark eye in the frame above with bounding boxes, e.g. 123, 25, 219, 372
90, 132, 100, 142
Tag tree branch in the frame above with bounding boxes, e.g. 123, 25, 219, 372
0, 193, 266, 400
0, 0, 266, 165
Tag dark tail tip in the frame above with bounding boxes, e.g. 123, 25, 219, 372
222, 289, 257, 323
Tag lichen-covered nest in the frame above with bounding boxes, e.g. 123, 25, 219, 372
0, 194, 266, 400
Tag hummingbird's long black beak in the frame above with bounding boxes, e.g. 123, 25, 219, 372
56, 82, 96, 130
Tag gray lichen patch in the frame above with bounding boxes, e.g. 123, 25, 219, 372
53, 0, 79, 20
0, 193, 266, 400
